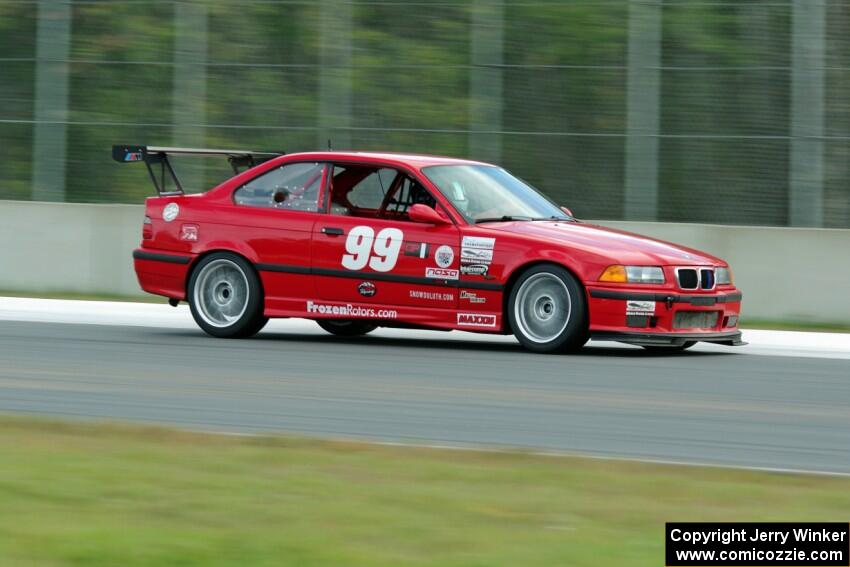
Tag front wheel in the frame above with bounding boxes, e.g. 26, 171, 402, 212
317, 320, 378, 337
188, 252, 268, 338
507, 264, 588, 354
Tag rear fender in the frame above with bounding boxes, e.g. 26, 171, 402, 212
195, 241, 262, 266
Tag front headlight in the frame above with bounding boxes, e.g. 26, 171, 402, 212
599, 265, 665, 284
715, 267, 732, 285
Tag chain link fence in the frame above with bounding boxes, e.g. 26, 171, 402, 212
0, 0, 847, 227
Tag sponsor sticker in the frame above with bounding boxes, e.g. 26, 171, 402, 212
457, 313, 497, 327
435, 245, 454, 268
358, 281, 376, 297
124, 151, 143, 162
180, 224, 198, 241
306, 300, 397, 319
461, 236, 495, 273
163, 202, 179, 222
460, 263, 489, 276
410, 289, 454, 302
404, 241, 430, 258
626, 300, 655, 315
425, 267, 459, 280
460, 290, 486, 304
460, 247, 493, 263
461, 236, 496, 250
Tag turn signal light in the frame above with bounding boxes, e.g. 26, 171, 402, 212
142, 215, 153, 239
599, 265, 627, 283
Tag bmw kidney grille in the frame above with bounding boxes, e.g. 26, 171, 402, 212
676, 268, 715, 290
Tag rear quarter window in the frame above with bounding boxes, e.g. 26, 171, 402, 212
234, 162, 325, 212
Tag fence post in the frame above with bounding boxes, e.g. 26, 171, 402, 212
624, 0, 662, 221
468, 0, 504, 164
789, 0, 825, 227
31, 0, 71, 202
172, 2, 208, 192
318, 0, 352, 150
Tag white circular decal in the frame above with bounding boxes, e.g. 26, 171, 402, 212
163, 203, 179, 222
435, 245, 454, 268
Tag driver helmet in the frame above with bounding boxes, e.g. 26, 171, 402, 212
410, 183, 435, 208
450, 181, 469, 213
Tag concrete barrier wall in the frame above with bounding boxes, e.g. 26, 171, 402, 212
597, 221, 850, 324
1, 201, 848, 323
0, 201, 144, 297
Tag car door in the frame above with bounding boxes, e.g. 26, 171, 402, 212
312, 167, 459, 310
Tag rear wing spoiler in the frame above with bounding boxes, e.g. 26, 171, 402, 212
112, 144, 283, 196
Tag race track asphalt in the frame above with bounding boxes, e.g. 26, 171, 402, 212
1, 308, 848, 474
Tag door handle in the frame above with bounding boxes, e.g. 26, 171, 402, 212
321, 227, 344, 236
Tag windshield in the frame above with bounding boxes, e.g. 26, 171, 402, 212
422, 164, 571, 224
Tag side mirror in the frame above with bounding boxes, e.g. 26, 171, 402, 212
409, 204, 450, 225
560, 205, 574, 217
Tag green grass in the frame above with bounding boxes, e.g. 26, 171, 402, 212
0, 417, 848, 567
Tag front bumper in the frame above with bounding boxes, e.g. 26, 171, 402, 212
586, 286, 743, 345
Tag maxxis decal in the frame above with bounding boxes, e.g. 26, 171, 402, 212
457, 313, 497, 327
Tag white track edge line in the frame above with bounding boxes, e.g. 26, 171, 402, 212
188, 427, 850, 479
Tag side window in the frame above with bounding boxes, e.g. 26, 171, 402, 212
348, 168, 396, 209
234, 162, 326, 212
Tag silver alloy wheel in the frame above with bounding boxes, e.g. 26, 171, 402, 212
192, 259, 250, 328
513, 272, 571, 343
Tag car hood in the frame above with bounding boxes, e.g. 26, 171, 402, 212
487, 221, 724, 265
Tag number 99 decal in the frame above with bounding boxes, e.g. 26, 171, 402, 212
342, 226, 404, 272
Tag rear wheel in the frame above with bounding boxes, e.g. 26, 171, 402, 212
508, 264, 588, 353
317, 320, 378, 337
188, 252, 267, 338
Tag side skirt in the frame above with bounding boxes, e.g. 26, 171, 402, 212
263, 298, 505, 334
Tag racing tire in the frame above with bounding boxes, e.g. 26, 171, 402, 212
507, 264, 589, 354
317, 320, 378, 337
188, 252, 268, 338
641, 341, 696, 352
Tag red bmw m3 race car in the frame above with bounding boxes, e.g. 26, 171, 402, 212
115, 145, 743, 354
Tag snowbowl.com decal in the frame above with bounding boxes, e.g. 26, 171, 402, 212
307, 301, 397, 319
410, 290, 454, 302
457, 313, 497, 327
